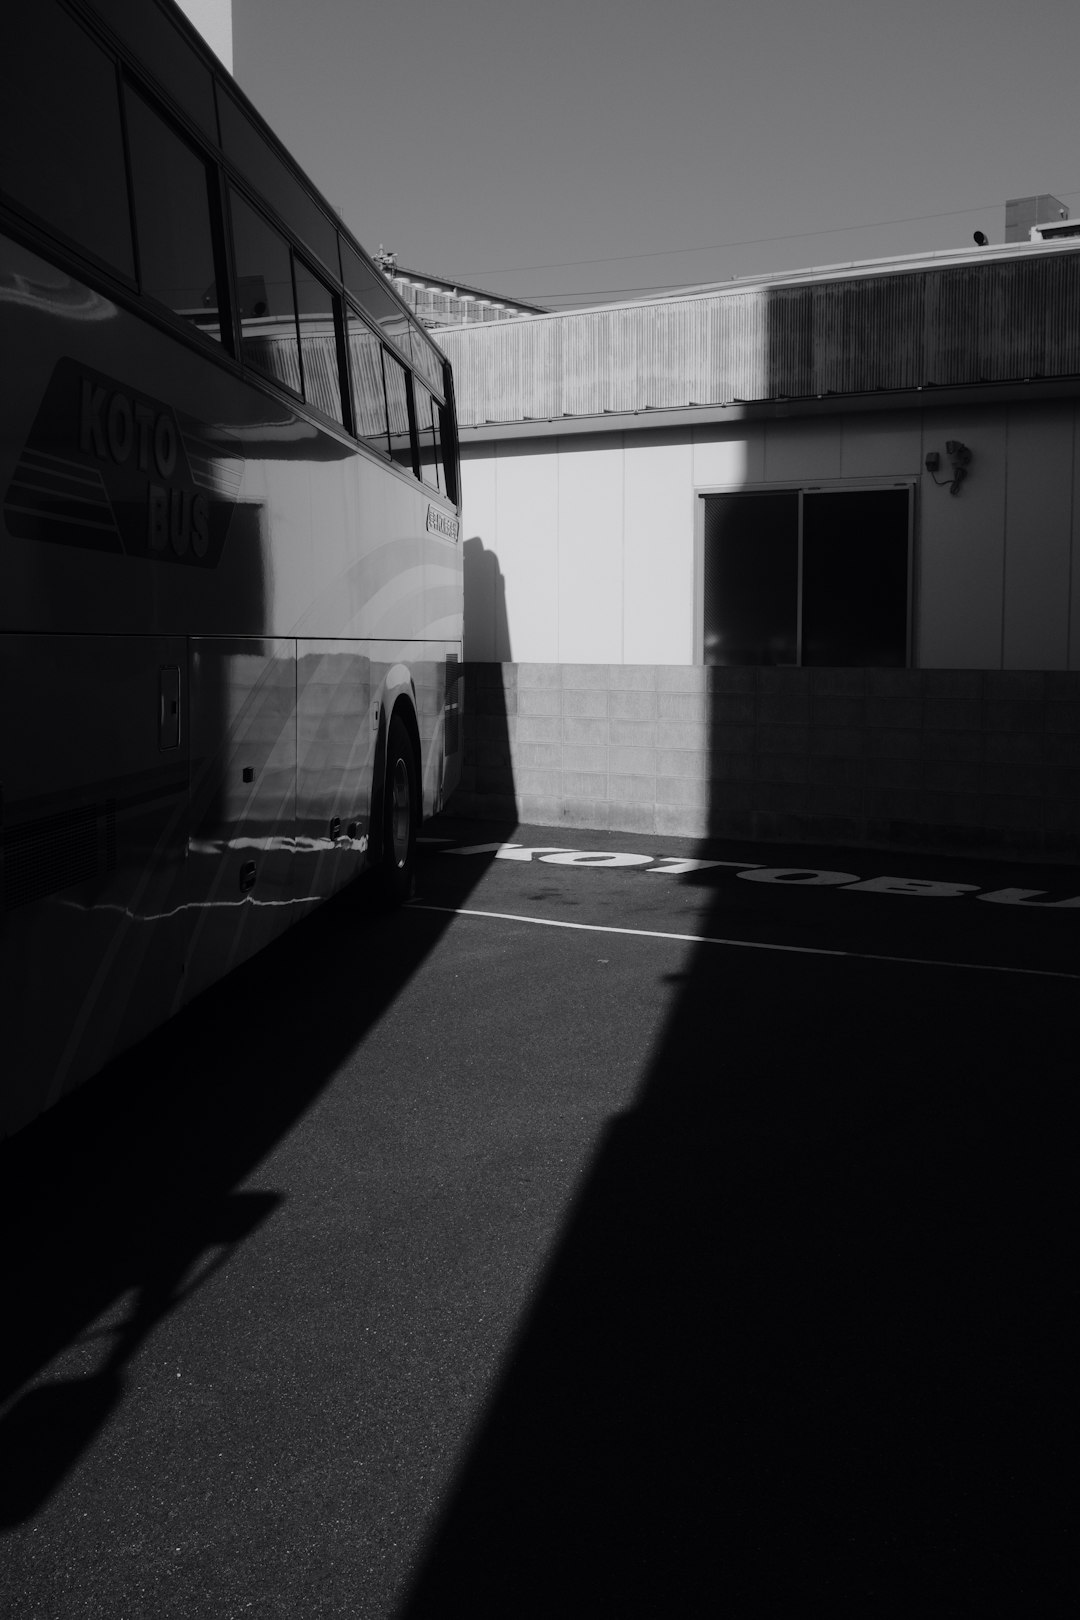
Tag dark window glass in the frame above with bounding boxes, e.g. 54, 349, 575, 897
381, 310, 414, 363
437, 398, 458, 504
414, 380, 440, 489
347, 309, 390, 456
294, 260, 343, 422
340, 237, 413, 363
219, 92, 337, 273
801, 490, 909, 666
383, 352, 414, 474
411, 335, 444, 395
90, 0, 217, 139
0, 2, 133, 276
125, 86, 222, 342
431, 396, 446, 492
701, 492, 799, 665
230, 190, 300, 392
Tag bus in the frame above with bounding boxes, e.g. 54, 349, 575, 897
0, 0, 464, 1139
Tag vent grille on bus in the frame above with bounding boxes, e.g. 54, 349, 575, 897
2, 802, 117, 910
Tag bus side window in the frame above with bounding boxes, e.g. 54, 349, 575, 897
347, 309, 391, 458
413, 380, 440, 491
339, 236, 413, 370
411, 337, 444, 396
219, 89, 338, 279
0, 0, 134, 279
436, 397, 458, 505
229, 191, 301, 395
382, 351, 415, 476
294, 258, 344, 423
124, 85, 224, 345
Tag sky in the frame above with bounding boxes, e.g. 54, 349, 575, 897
232, 0, 1080, 307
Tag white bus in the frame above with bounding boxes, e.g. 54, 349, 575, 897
0, 0, 464, 1138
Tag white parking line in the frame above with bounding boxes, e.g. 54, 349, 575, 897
408, 903, 1080, 980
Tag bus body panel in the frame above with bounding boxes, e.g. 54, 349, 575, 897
0, 631, 189, 1134
1, 235, 461, 646
182, 636, 299, 1003
1, 231, 462, 1138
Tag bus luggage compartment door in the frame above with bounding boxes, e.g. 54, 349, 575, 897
0, 633, 188, 1138
296, 641, 373, 903
184, 638, 297, 1003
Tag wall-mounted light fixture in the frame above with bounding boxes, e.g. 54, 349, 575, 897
945, 439, 972, 495
926, 443, 972, 495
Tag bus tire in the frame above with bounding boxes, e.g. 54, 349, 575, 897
378, 712, 418, 904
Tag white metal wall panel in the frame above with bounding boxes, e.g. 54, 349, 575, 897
492, 443, 559, 662
459, 400, 1080, 670
691, 423, 764, 487
918, 410, 1008, 667
762, 419, 842, 483
839, 413, 922, 480
556, 434, 624, 663
459, 450, 503, 660
1003, 407, 1074, 670
622, 432, 694, 664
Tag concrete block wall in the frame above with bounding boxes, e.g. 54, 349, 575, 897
448, 663, 1080, 863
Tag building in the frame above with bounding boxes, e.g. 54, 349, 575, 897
371, 251, 548, 330
1005, 193, 1070, 242
431, 236, 1080, 858
175, 0, 232, 74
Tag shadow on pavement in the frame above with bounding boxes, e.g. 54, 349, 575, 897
403, 855, 1074, 1600
0, 683, 515, 1528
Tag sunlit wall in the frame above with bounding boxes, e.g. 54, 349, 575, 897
458, 402, 1080, 671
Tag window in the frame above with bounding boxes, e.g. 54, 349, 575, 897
229, 190, 300, 393
219, 91, 338, 274
411, 336, 444, 396
125, 86, 223, 343
437, 395, 458, 505
346, 309, 390, 456
294, 259, 343, 423
92, 0, 217, 140
413, 379, 440, 490
702, 492, 798, 665
701, 487, 910, 667
0, 1, 133, 277
383, 351, 414, 474
800, 490, 910, 666
432, 397, 447, 493
339, 237, 413, 364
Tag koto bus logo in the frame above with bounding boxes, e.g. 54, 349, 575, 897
426, 502, 460, 541
79, 379, 209, 559
3, 358, 242, 568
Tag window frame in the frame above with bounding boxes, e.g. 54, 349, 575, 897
292, 248, 347, 427
343, 298, 392, 460
0, 1, 139, 291
381, 346, 418, 480
0, 0, 452, 479
226, 182, 304, 400
121, 71, 233, 354
412, 376, 442, 492
694, 478, 916, 668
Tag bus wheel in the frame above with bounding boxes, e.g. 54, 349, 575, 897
379, 713, 418, 903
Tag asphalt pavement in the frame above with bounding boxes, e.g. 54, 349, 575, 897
1, 819, 1076, 1618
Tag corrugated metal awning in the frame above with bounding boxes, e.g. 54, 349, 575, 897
433, 242, 1080, 429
